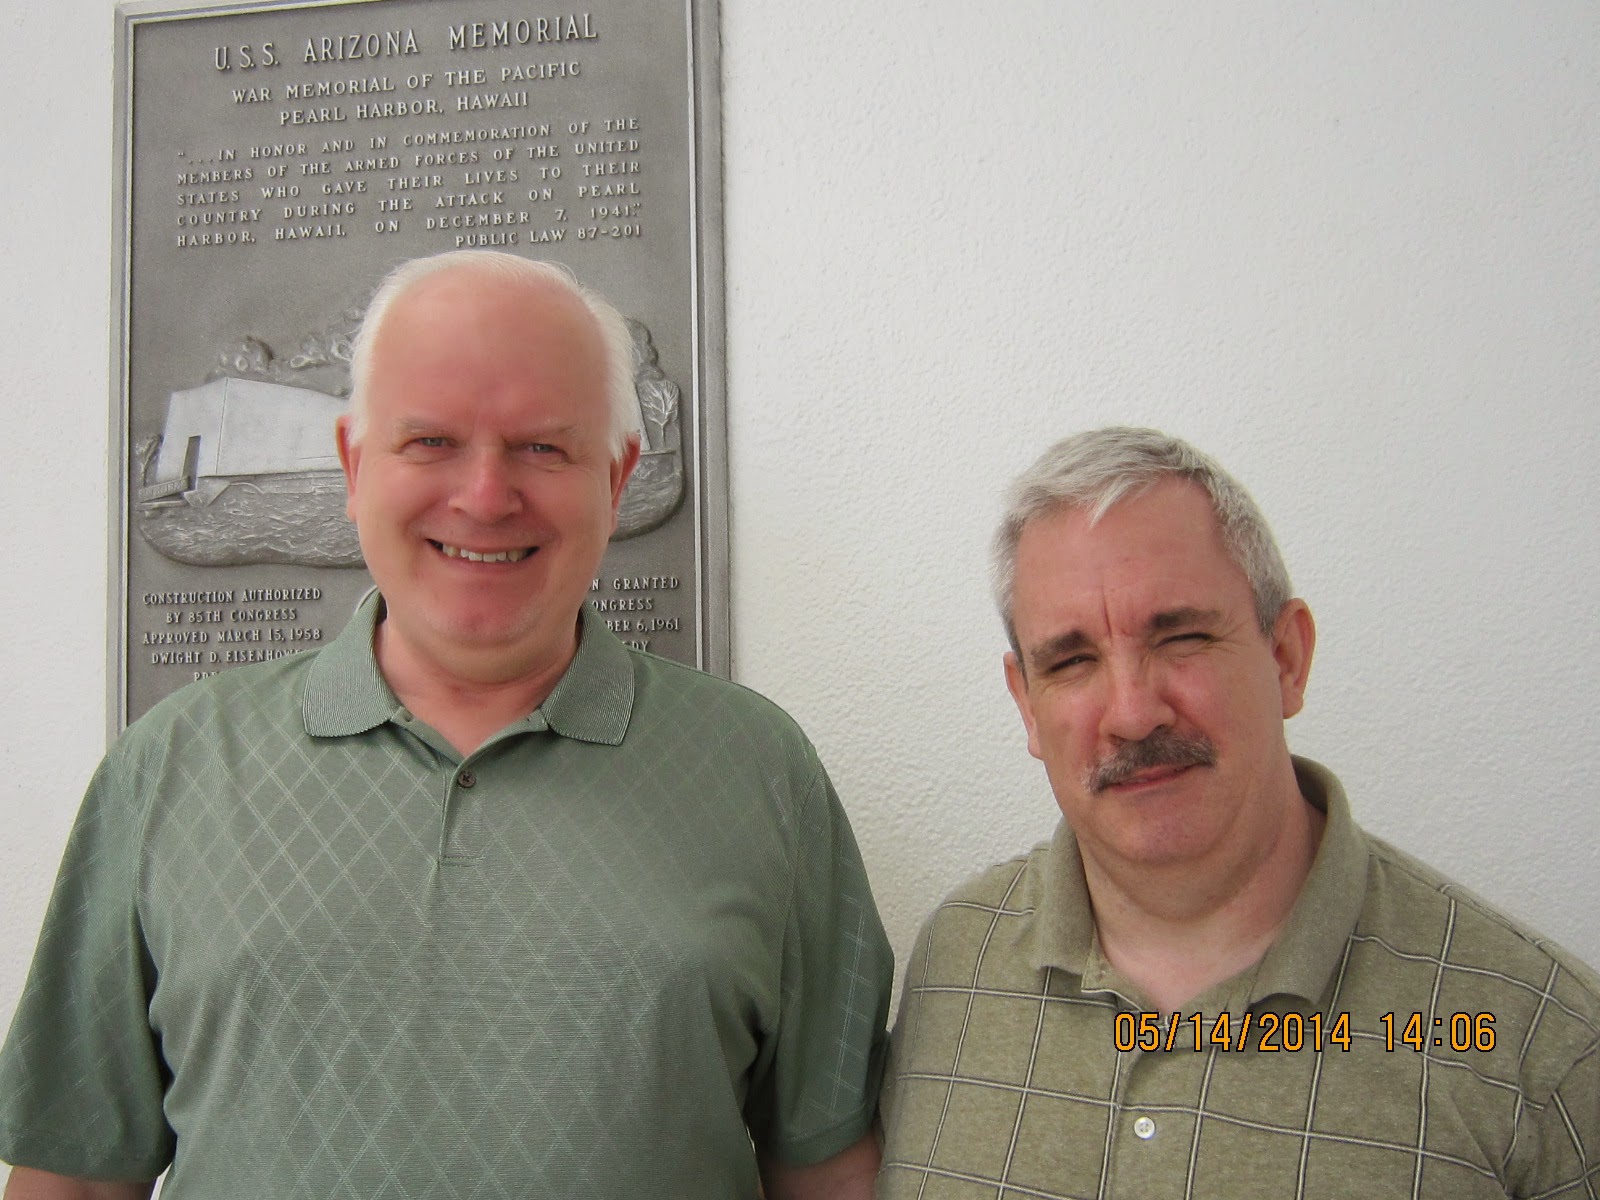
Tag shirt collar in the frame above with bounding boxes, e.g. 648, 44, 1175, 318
1031, 818, 1097, 975
303, 588, 398, 737
1247, 757, 1368, 1005
1029, 756, 1369, 1007
536, 605, 634, 745
303, 592, 635, 746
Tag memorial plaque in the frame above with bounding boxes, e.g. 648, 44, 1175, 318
111, 0, 728, 730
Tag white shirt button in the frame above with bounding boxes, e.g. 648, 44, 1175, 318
1133, 1116, 1156, 1140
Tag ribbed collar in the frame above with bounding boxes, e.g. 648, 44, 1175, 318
303, 591, 635, 746
1030, 757, 1369, 1009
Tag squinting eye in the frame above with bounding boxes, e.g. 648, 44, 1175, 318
1048, 654, 1093, 674
414, 436, 448, 448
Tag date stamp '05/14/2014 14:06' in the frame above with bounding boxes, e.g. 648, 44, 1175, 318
1113, 1011, 1499, 1054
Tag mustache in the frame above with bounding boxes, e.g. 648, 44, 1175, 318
1086, 728, 1217, 793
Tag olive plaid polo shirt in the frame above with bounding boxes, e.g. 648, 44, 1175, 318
879, 759, 1600, 1199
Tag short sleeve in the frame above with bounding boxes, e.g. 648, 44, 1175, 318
0, 750, 173, 1179
743, 761, 893, 1166
877, 916, 933, 1138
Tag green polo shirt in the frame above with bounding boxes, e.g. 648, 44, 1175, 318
879, 759, 1600, 1198
0, 594, 892, 1197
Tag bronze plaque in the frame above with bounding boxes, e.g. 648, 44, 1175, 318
112, 0, 728, 728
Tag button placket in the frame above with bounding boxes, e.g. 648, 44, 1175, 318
443, 762, 483, 860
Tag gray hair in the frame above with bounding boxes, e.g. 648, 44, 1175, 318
992, 427, 1292, 649
345, 250, 641, 458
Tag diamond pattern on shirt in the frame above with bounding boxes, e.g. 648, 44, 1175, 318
0, 606, 892, 1197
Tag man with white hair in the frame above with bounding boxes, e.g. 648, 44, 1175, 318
878, 426, 1600, 1198
0, 251, 891, 1199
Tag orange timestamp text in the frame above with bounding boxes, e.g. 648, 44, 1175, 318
1112, 1010, 1500, 1053
1113, 1010, 1352, 1053
1380, 1011, 1496, 1052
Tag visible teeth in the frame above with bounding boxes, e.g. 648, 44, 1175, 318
437, 543, 530, 563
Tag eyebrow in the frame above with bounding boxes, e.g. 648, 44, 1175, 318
1148, 606, 1225, 632
389, 418, 579, 441
1024, 607, 1224, 672
393, 418, 445, 438
1025, 630, 1091, 673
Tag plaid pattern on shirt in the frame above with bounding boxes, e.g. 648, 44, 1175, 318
879, 759, 1600, 1200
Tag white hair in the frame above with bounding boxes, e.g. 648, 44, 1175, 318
345, 250, 640, 458
993, 426, 1293, 649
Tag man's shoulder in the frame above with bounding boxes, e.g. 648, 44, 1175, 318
894, 843, 1051, 993
1362, 830, 1600, 990
1353, 829, 1600, 1085
938, 842, 1051, 913
915, 844, 1049, 960
76, 652, 324, 836
117, 649, 320, 754
626, 649, 815, 747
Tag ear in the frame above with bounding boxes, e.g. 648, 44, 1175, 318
1003, 650, 1045, 761
335, 415, 361, 522
1271, 599, 1316, 719
607, 435, 643, 529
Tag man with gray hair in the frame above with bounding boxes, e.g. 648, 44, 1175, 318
878, 426, 1600, 1198
0, 251, 891, 1199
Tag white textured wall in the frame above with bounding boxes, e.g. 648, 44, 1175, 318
3, 2, 1598, 1041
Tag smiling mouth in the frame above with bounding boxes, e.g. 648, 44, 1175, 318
430, 540, 534, 563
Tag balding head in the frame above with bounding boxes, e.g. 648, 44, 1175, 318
345, 250, 640, 460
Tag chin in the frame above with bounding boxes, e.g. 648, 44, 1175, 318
423, 606, 540, 644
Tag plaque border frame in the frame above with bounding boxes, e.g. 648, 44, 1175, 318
109, 0, 730, 737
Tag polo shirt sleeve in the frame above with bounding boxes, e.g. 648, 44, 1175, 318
743, 759, 893, 1166
0, 749, 174, 1179
1512, 1035, 1600, 1197
877, 917, 933, 1138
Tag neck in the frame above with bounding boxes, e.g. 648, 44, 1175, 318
1084, 788, 1325, 1016
373, 620, 576, 756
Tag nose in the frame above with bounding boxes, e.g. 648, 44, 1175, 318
1098, 658, 1177, 745
449, 448, 522, 523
